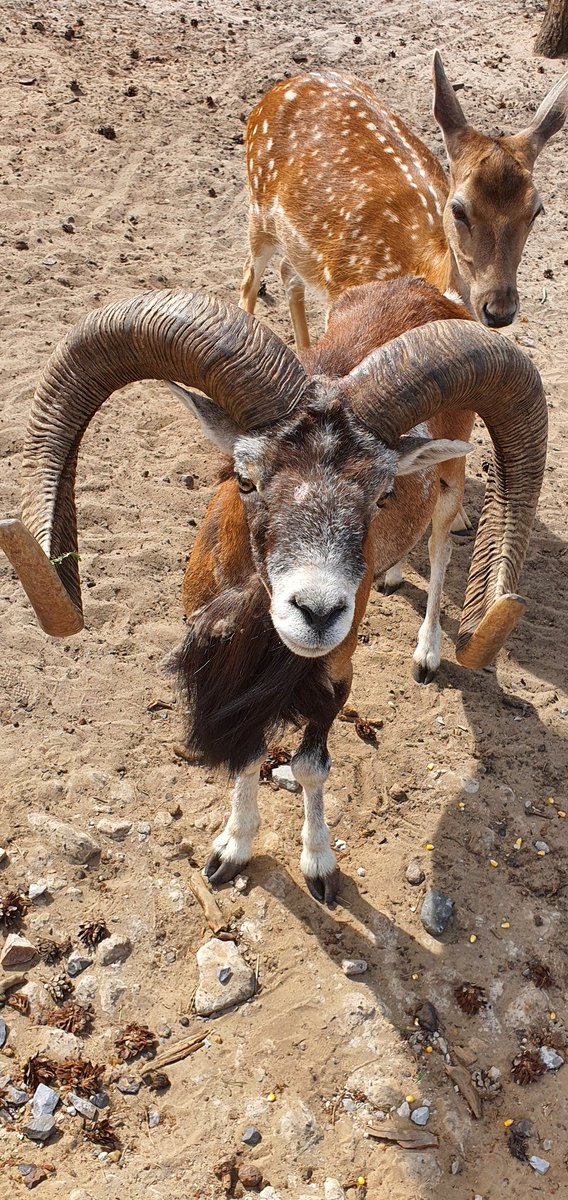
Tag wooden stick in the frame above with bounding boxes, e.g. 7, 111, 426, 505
149, 1033, 209, 1071
188, 871, 227, 934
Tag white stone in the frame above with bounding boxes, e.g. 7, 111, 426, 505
29, 882, 48, 901
271, 765, 301, 792
529, 1156, 550, 1175
195, 938, 255, 1016
397, 1100, 411, 1118
25, 1026, 83, 1060
410, 1106, 430, 1125
96, 818, 132, 840
74, 974, 99, 1005
341, 959, 368, 976
98, 933, 132, 965
99, 977, 128, 1015
28, 811, 100, 862
279, 1097, 322, 1152
539, 1046, 564, 1070
324, 1181, 347, 1200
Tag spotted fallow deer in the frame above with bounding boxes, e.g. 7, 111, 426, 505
240, 54, 568, 350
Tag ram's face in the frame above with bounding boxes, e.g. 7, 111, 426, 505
232, 398, 394, 658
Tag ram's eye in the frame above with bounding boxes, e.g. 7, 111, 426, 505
451, 201, 470, 231
236, 474, 256, 494
377, 487, 394, 509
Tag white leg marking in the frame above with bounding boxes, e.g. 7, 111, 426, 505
212, 758, 262, 867
384, 560, 404, 590
292, 754, 336, 881
413, 497, 455, 677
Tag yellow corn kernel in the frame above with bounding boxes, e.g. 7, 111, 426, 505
425, 1045, 433, 1053
469, 934, 478, 943
357, 1178, 366, 1187
411, 973, 419, 980
501, 921, 510, 929
425, 842, 434, 851
549, 1011, 557, 1021
267, 1092, 276, 1102
537, 849, 546, 857
426, 763, 434, 771
546, 796, 555, 805
405, 1094, 415, 1103
490, 859, 498, 868
514, 837, 522, 849
457, 801, 466, 811
503, 1119, 513, 1128
558, 811, 566, 819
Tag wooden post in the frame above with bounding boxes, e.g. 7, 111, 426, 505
535, 0, 568, 57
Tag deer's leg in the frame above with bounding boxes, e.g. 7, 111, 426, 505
280, 258, 310, 351
450, 504, 473, 536
239, 216, 275, 315
291, 722, 339, 904
413, 477, 462, 685
383, 558, 405, 595
204, 754, 263, 886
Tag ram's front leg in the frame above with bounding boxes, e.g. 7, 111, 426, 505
291, 724, 339, 904
204, 756, 263, 886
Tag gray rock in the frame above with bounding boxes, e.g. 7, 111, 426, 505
29, 882, 48, 902
406, 858, 425, 886
24, 1026, 83, 1061
27, 811, 100, 862
115, 1077, 141, 1095
66, 950, 92, 977
397, 1100, 411, 1119
96, 818, 132, 840
279, 1097, 322, 1152
98, 933, 132, 965
22, 1113, 56, 1142
148, 1109, 160, 1127
217, 966, 232, 984
32, 1083, 60, 1116
324, 1181, 347, 1200
100, 977, 127, 1014
341, 959, 368, 976
195, 938, 255, 1016
450, 1158, 464, 1175
420, 890, 454, 937
534, 840, 551, 854
0, 1018, 6, 1049
68, 1092, 98, 1120
259, 1190, 284, 1200
410, 1105, 430, 1125
539, 1046, 564, 1070
74, 974, 98, 1005
6, 1085, 29, 1106
271, 764, 301, 793
528, 1156, 550, 1175
242, 1125, 262, 1147
90, 1091, 110, 1109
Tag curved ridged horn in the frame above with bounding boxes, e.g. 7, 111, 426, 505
1, 290, 307, 638
342, 319, 547, 669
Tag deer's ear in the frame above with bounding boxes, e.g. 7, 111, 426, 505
508, 71, 568, 168
432, 50, 470, 158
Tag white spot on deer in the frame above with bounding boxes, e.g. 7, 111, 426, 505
384, 146, 394, 154
266, 138, 273, 152
268, 159, 274, 171
349, 99, 357, 108
324, 267, 332, 282
253, 175, 258, 189
262, 120, 268, 134
348, 253, 357, 265
248, 157, 254, 171
345, 211, 351, 221
284, 89, 297, 102
367, 122, 377, 131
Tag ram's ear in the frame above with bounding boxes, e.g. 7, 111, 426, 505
396, 435, 473, 476
168, 382, 241, 452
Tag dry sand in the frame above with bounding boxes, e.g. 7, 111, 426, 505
0, 1, 567, 1198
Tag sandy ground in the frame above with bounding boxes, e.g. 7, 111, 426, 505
0, 1, 567, 1198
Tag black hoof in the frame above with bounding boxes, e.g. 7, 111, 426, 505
203, 853, 246, 887
413, 661, 438, 685
382, 581, 404, 596
451, 526, 475, 540
304, 869, 340, 906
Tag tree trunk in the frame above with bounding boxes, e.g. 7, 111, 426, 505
535, 0, 568, 57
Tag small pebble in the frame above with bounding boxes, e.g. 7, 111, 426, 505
420, 890, 454, 938
356, 867, 366, 877
450, 1158, 463, 1175
90, 1091, 110, 1109
98, 934, 132, 965
410, 1106, 430, 1126
528, 1156, 550, 1175
115, 1077, 141, 1095
543, 1139, 553, 1151
68, 1092, 97, 1120
341, 959, 368, 976
148, 1110, 160, 1128
22, 1113, 56, 1142
0, 1019, 7, 1049
405, 859, 425, 886
534, 840, 550, 854
32, 1083, 59, 1116
28, 882, 48, 901
397, 1100, 410, 1119
66, 951, 92, 977
271, 765, 300, 793
217, 967, 232, 984
234, 875, 248, 893
539, 1046, 564, 1070
335, 838, 347, 851
96, 817, 132, 840
0, 933, 36, 967
6, 1085, 29, 1106
242, 1125, 262, 1147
